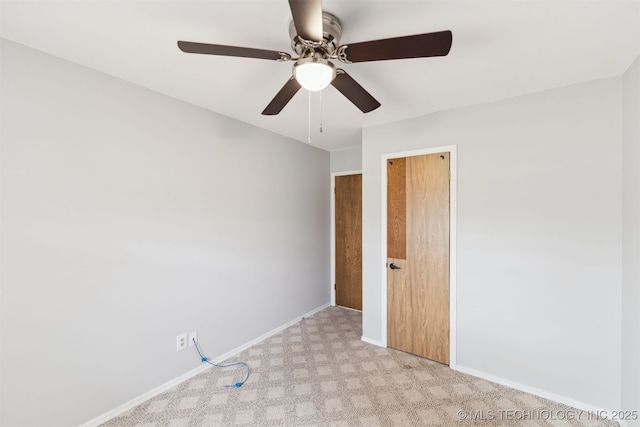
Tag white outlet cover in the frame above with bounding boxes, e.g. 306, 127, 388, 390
176, 333, 187, 352
188, 331, 198, 347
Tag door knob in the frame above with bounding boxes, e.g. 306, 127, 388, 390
389, 263, 401, 270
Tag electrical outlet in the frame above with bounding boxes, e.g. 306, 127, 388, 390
176, 333, 187, 352
188, 331, 198, 347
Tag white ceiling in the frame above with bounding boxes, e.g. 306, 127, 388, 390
1, 0, 638, 151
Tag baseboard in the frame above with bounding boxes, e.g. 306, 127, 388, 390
455, 365, 616, 421
78, 362, 212, 427
79, 303, 330, 427
219, 303, 330, 359
361, 335, 385, 347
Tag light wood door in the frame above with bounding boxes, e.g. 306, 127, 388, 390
387, 153, 450, 364
335, 174, 362, 310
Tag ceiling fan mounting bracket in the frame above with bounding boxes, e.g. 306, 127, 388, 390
289, 12, 342, 59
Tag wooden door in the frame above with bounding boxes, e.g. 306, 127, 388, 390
387, 153, 450, 364
335, 174, 362, 310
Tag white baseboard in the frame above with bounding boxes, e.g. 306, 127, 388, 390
79, 303, 330, 427
455, 365, 616, 422
361, 335, 385, 347
78, 363, 212, 427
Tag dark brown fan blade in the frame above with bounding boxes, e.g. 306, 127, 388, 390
178, 41, 290, 61
338, 30, 452, 63
288, 0, 323, 42
262, 77, 302, 115
331, 69, 380, 113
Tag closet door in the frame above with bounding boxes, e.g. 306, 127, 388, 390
335, 174, 362, 311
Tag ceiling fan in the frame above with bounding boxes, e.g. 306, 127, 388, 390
178, 0, 452, 115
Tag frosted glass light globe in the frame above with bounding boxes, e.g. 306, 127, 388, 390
294, 58, 336, 91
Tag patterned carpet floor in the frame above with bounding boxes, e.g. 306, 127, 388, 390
101, 306, 616, 427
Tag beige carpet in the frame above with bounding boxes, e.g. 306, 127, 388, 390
101, 306, 617, 426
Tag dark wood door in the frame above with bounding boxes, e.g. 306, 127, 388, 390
335, 174, 362, 310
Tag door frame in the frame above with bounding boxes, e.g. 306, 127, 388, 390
380, 145, 457, 368
331, 170, 363, 307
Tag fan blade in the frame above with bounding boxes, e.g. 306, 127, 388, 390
331, 70, 380, 113
288, 0, 323, 42
178, 41, 290, 61
338, 30, 452, 63
262, 77, 302, 115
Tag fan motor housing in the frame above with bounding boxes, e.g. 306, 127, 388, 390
289, 12, 342, 58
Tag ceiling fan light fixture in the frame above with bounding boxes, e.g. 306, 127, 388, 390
293, 57, 336, 91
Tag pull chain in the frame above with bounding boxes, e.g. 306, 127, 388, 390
319, 89, 323, 133
307, 90, 311, 144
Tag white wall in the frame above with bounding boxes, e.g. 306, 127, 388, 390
330, 146, 362, 173
0, 39, 330, 426
362, 78, 622, 410
622, 55, 640, 426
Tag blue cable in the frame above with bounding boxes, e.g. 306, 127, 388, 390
192, 338, 250, 388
